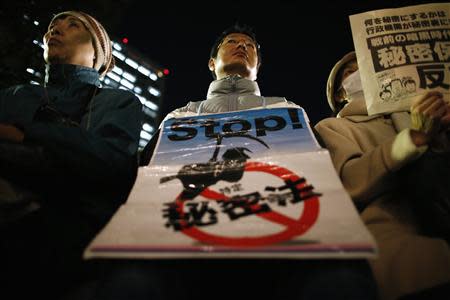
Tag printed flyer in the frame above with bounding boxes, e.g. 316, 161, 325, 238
350, 3, 450, 115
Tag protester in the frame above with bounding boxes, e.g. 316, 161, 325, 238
0, 11, 143, 299
92, 24, 377, 300
315, 51, 450, 300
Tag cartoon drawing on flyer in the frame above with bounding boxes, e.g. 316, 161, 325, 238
378, 75, 418, 102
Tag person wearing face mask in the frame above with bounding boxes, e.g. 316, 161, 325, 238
315, 52, 450, 300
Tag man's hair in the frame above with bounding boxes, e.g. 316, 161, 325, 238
209, 23, 262, 79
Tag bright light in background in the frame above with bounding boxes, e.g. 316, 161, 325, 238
120, 78, 134, 90
123, 72, 136, 83
33, 40, 44, 49
125, 58, 138, 69
148, 87, 160, 97
163, 69, 169, 75
33, 20, 39, 26
112, 50, 125, 61
140, 130, 152, 140
142, 123, 154, 132
149, 73, 158, 81
133, 86, 142, 94
106, 72, 121, 83
139, 139, 149, 147
112, 66, 123, 75
122, 37, 129, 44
113, 42, 122, 51
137, 66, 150, 76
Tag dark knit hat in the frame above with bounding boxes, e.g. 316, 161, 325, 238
49, 11, 115, 77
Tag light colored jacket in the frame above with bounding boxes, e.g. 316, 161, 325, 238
164, 75, 299, 119
315, 98, 450, 300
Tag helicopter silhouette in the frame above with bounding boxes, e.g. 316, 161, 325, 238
160, 132, 269, 200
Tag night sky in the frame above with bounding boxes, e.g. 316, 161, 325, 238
112, 0, 442, 125
6, 0, 445, 125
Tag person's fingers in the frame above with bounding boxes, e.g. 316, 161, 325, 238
422, 97, 446, 118
441, 104, 450, 126
411, 91, 443, 110
412, 95, 438, 111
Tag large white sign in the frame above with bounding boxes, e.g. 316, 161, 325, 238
84, 108, 377, 259
350, 3, 450, 115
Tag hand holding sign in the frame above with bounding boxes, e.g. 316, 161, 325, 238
411, 91, 448, 146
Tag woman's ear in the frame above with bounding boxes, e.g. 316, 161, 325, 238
208, 58, 215, 72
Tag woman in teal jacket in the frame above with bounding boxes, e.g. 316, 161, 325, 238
0, 11, 143, 299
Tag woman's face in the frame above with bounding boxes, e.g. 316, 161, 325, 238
335, 60, 359, 103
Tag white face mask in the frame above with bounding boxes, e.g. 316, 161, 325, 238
341, 69, 363, 102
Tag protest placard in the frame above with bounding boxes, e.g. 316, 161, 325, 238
85, 108, 377, 259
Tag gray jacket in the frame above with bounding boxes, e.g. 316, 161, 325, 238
139, 75, 300, 166
165, 75, 299, 120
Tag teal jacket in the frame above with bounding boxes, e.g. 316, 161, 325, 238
0, 64, 143, 234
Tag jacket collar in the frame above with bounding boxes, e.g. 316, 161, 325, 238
337, 97, 381, 122
44, 64, 101, 87
206, 75, 261, 99
337, 97, 411, 130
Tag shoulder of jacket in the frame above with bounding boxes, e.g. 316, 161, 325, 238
161, 101, 202, 123
314, 117, 341, 129
1, 84, 40, 95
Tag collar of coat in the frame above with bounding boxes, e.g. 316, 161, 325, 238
44, 64, 102, 88
337, 97, 411, 131
206, 75, 261, 99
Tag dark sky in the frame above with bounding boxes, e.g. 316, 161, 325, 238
8, 0, 443, 125
112, 0, 440, 125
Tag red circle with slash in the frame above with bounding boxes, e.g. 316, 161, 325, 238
175, 161, 320, 247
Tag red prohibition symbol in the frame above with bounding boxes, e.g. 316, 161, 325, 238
174, 161, 320, 247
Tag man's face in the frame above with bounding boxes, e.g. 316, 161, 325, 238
43, 15, 95, 68
209, 33, 259, 80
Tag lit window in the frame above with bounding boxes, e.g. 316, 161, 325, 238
113, 42, 122, 51
120, 78, 134, 90
106, 72, 121, 82
139, 139, 149, 147
148, 87, 160, 97
149, 73, 158, 81
112, 50, 125, 61
144, 100, 158, 111
112, 66, 123, 75
142, 123, 154, 132
136, 95, 147, 104
125, 58, 138, 69
138, 66, 151, 76
123, 72, 136, 83
33, 40, 44, 49
140, 130, 152, 140
133, 86, 142, 94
